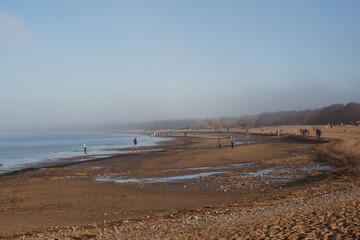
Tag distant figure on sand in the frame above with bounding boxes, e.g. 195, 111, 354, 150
231, 138, 234, 148
83, 143, 87, 154
218, 138, 221, 149
316, 129, 322, 140
133, 137, 138, 152
318, 129, 322, 140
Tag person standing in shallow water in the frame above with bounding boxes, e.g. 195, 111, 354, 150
133, 137, 138, 152
83, 143, 87, 154
218, 138, 221, 149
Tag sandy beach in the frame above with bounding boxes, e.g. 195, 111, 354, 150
1, 125, 360, 239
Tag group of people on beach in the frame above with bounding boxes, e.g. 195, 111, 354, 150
300, 128, 310, 135
82, 137, 139, 154
296, 126, 322, 140
82, 126, 325, 155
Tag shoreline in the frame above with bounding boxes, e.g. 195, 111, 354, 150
0, 132, 171, 176
0, 130, 267, 177
1, 126, 359, 238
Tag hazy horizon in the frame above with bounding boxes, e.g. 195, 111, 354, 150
1, 1, 359, 132
1, 101, 358, 133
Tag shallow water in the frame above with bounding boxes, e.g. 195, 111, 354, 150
96, 171, 230, 184
245, 168, 276, 177
301, 165, 331, 171
168, 162, 254, 171
237, 164, 331, 183
95, 163, 331, 185
0, 132, 169, 173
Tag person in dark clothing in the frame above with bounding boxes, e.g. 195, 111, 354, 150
317, 129, 322, 140
133, 137, 138, 152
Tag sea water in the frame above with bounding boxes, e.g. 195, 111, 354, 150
0, 132, 167, 173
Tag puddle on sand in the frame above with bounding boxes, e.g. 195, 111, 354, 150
244, 168, 276, 177
237, 164, 331, 183
94, 163, 331, 185
301, 164, 331, 171
96, 171, 230, 184
263, 174, 307, 183
168, 162, 254, 172
244, 164, 331, 177
98, 177, 142, 184
88, 166, 103, 170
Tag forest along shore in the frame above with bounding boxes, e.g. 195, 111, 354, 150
1, 125, 360, 239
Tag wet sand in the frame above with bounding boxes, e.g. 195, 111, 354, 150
1, 125, 360, 239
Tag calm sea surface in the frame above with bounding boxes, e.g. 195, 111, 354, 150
0, 132, 167, 173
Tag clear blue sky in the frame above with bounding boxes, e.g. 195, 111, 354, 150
1, 1, 359, 131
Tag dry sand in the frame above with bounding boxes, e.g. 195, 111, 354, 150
1, 124, 360, 239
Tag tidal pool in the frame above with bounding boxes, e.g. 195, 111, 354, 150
96, 171, 230, 184
94, 163, 331, 185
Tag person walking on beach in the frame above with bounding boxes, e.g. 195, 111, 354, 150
218, 138, 221, 150
133, 137, 138, 152
231, 138, 234, 149
84, 143, 87, 154
317, 129, 322, 141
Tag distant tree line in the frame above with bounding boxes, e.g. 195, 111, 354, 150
186, 102, 360, 129
72, 102, 358, 131
45, 102, 360, 132
254, 102, 360, 127
186, 102, 360, 130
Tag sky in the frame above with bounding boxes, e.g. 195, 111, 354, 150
1, 1, 360, 131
